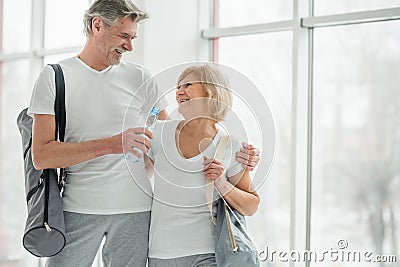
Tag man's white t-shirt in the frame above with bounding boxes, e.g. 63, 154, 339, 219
148, 120, 244, 259
28, 57, 167, 214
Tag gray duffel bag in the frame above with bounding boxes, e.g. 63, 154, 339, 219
17, 63, 67, 257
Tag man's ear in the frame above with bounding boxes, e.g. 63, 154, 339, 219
91, 17, 103, 35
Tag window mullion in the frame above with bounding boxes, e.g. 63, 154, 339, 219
30, 0, 45, 84
301, 7, 400, 28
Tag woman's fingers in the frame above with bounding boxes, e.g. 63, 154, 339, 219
203, 156, 224, 180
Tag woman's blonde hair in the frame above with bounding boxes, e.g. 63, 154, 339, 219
177, 64, 232, 121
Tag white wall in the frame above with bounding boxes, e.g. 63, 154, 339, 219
125, 0, 210, 75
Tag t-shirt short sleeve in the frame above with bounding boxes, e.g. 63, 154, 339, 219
27, 65, 56, 117
226, 137, 245, 178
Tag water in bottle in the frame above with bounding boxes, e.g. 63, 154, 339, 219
125, 107, 160, 163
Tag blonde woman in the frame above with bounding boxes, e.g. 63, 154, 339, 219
147, 64, 260, 266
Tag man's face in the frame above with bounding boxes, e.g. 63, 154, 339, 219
97, 16, 138, 66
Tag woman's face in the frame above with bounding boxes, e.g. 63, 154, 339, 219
176, 73, 209, 118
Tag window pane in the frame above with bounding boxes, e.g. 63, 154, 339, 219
2, 0, 31, 53
0, 60, 38, 267
44, 51, 80, 65
219, 0, 292, 27
315, 0, 400, 16
312, 21, 400, 266
45, 0, 90, 49
219, 32, 293, 266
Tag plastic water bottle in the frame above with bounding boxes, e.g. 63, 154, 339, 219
146, 107, 160, 132
125, 107, 160, 163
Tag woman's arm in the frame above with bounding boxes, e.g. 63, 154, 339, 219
157, 109, 169, 120
216, 170, 260, 216
203, 157, 260, 216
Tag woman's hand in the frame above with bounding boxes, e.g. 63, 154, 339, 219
203, 156, 224, 181
203, 156, 260, 216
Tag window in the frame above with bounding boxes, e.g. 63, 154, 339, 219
44, 0, 89, 49
44, 52, 80, 65
214, 1, 400, 266
0, 59, 37, 267
219, 0, 292, 27
311, 20, 400, 266
2, 0, 31, 53
218, 32, 293, 260
315, 0, 400, 16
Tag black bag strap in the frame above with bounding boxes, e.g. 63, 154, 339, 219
50, 64, 66, 142
49, 64, 66, 186
25, 64, 66, 201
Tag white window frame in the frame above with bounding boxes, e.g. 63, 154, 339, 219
202, 1, 400, 267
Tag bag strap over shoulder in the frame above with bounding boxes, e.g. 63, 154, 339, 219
48, 64, 67, 186
215, 135, 230, 162
49, 64, 66, 142
206, 135, 230, 224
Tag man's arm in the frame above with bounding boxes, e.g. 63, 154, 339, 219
235, 142, 260, 171
32, 114, 152, 170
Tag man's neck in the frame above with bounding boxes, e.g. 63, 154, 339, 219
78, 45, 110, 72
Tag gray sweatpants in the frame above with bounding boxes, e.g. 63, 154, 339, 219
46, 211, 150, 267
148, 253, 216, 267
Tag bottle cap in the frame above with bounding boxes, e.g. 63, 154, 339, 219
151, 107, 160, 115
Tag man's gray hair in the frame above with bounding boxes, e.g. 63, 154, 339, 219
83, 0, 148, 37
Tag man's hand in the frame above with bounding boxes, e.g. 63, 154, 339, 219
118, 127, 153, 158
235, 142, 260, 171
